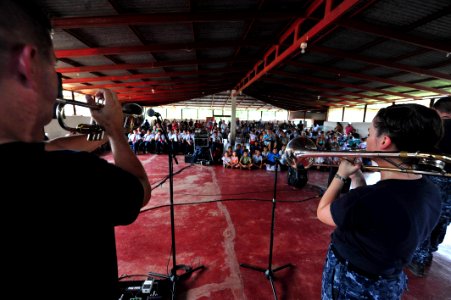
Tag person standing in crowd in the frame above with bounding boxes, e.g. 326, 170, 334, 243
0, 1, 151, 299
334, 122, 344, 135
408, 96, 451, 276
317, 104, 443, 299
345, 123, 354, 135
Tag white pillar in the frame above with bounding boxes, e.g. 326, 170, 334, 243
230, 90, 237, 146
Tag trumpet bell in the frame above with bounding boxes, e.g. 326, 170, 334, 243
55, 98, 145, 140
122, 103, 144, 131
122, 103, 143, 115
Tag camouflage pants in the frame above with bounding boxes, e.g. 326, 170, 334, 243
321, 245, 407, 300
411, 176, 451, 266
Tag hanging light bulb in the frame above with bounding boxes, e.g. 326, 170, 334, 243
300, 42, 308, 54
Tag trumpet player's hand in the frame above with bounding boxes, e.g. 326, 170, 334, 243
88, 89, 151, 207
87, 89, 124, 135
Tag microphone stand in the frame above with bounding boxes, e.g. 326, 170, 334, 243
240, 159, 292, 300
148, 114, 204, 299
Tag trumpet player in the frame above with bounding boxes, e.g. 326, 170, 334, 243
0, 1, 151, 299
317, 104, 443, 300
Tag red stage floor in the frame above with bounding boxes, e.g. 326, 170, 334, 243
111, 153, 451, 299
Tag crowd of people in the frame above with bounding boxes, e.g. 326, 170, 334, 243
126, 116, 368, 170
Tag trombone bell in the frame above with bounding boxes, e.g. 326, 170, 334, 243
284, 137, 318, 169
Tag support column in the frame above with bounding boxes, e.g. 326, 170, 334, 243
363, 104, 367, 122
71, 91, 76, 115
230, 90, 237, 146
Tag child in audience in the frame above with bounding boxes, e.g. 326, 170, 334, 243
239, 150, 253, 170
222, 151, 232, 168
261, 146, 270, 165
230, 151, 240, 168
252, 149, 263, 169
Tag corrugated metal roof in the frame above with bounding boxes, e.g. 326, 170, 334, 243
36, 0, 450, 112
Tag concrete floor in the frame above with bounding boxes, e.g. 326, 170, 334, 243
113, 153, 451, 299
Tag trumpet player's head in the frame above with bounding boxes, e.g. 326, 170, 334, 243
0, 0, 57, 142
368, 104, 443, 154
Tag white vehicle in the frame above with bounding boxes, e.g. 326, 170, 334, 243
141, 279, 154, 294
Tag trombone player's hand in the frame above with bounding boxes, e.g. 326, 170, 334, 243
338, 158, 366, 188
317, 157, 365, 226
337, 158, 362, 178
87, 89, 124, 136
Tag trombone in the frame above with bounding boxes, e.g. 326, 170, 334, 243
284, 137, 451, 177
55, 98, 145, 141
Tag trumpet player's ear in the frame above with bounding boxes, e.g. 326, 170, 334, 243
15, 45, 37, 88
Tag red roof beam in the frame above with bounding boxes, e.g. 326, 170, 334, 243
52, 11, 299, 29
62, 68, 246, 84
118, 90, 224, 102
115, 84, 227, 95
263, 77, 396, 103
56, 58, 244, 74
287, 61, 447, 95
64, 77, 229, 91
270, 70, 419, 99
54, 41, 265, 58
313, 45, 451, 81
234, 0, 362, 94
114, 84, 227, 94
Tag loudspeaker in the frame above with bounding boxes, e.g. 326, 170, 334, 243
287, 166, 308, 188
194, 137, 209, 147
185, 153, 196, 163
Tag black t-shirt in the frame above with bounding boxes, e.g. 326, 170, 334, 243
331, 177, 441, 276
441, 119, 451, 173
438, 119, 451, 156
0, 142, 143, 299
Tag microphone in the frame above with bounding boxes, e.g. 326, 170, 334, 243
147, 108, 160, 117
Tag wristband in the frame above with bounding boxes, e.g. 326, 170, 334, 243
334, 173, 348, 183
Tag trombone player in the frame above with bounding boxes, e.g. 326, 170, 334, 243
0, 1, 151, 299
317, 104, 443, 299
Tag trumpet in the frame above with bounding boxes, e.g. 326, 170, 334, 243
284, 137, 451, 177
55, 98, 145, 141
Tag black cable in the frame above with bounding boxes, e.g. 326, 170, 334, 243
167, 244, 172, 275
150, 164, 193, 191
118, 273, 149, 280
140, 195, 320, 213
176, 188, 303, 197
